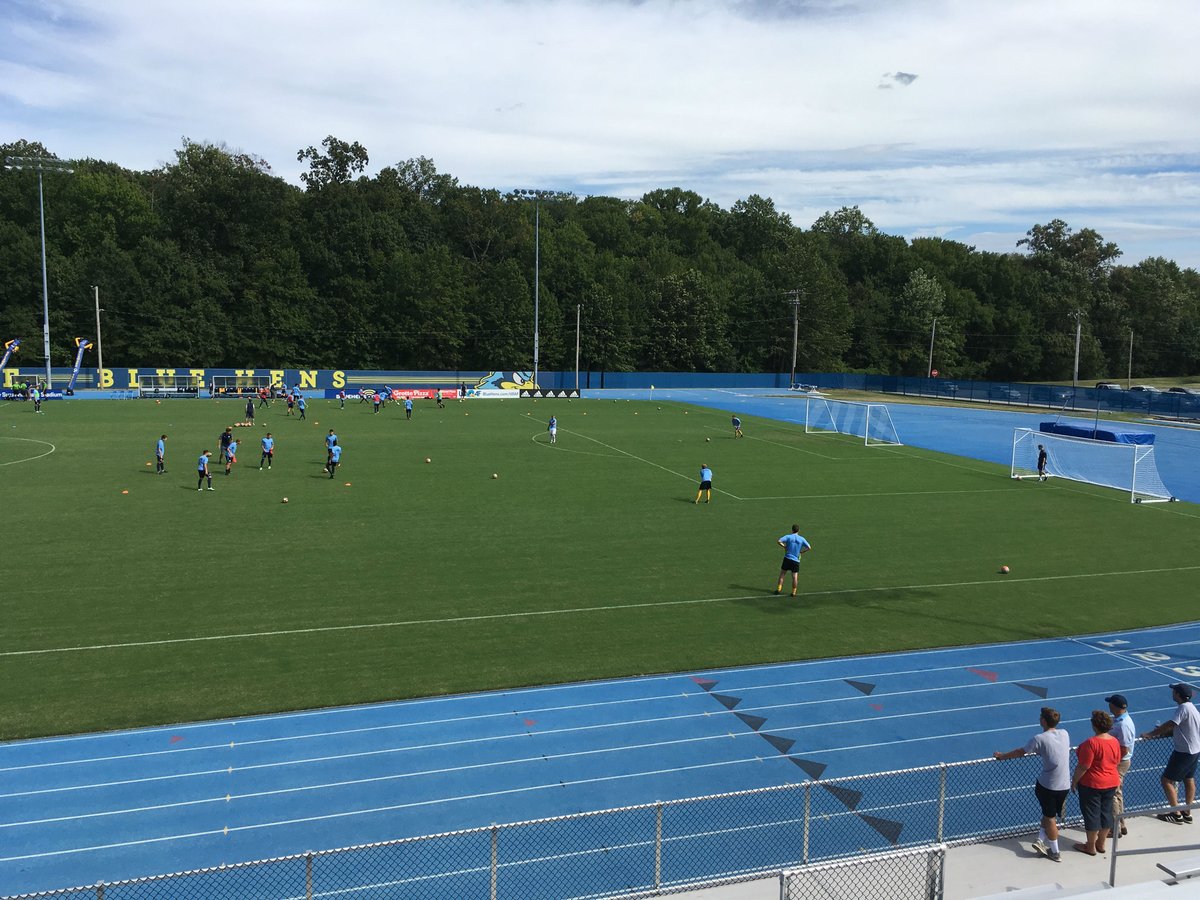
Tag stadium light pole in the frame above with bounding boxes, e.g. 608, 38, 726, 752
4, 156, 75, 387
1071, 309, 1084, 390
574, 303, 582, 393
927, 317, 938, 379
93, 285, 104, 385
512, 189, 574, 389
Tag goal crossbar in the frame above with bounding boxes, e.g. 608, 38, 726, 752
1010, 427, 1175, 503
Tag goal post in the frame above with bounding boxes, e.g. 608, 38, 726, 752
211, 374, 273, 398
1010, 427, 1175, 503
137, 374, 200, 399
804, 395, 902, 446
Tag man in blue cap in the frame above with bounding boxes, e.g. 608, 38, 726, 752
1140, 683, 1200, 823
1105, 693, 1135, 835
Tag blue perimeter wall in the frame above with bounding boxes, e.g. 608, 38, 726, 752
5, 368, 1198, 418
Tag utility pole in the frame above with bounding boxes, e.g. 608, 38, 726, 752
1127, 329, 1133, 388
784, 289, 804, 388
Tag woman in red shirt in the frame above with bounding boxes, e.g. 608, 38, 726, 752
1071, 709, 1123, 855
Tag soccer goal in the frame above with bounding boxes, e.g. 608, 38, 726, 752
1010, 427, 1175, 503
805, 395, 902, 446
137, 374, 201, 399
211, 374, 273, 398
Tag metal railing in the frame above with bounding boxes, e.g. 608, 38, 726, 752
1, 739, 1179, 899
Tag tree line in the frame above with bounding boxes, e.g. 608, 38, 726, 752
2, 136, 1198, 380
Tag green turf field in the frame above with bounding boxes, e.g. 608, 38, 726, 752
1, 395, 1197, 741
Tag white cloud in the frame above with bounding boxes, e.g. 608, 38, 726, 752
3, 0, 1199, 265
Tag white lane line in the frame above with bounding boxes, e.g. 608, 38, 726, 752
0, 656, 1148, 802
5, 565, 1199, 659
0, 640, 1118, 775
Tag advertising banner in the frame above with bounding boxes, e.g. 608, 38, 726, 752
67, 338, 91, 393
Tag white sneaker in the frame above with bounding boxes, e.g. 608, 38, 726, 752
207, 487, 215, 491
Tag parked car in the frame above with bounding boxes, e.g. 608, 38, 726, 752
1128, 385, 1162, 393
1095, 382, 1122, 390
1168, 387, 1200, 396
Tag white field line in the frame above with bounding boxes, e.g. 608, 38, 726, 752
534, 416, 745, 499
0, 437, 56, 467
4, 566, 1199, 661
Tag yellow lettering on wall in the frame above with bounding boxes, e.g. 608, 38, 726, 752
235, 369, 255, 378
332, 371, 345, 389
2, 369, 16, 388
269, 370, 284, 387
99, 368, 113, 388
156, 368, 177, 379
127, 369, 139, 388
298, 370, 317, 389
189, 369, 205, 385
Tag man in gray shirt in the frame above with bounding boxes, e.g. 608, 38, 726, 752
1140, 683, 1200, 823
995, 707, 1071, 862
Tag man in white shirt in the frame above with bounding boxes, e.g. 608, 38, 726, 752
1140, 683, 1200, 824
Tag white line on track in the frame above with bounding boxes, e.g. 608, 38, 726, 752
5, 565, 1198, 659
0, 642, 1119, 767
0, 436, 56, 467
0, 659, 1149, 803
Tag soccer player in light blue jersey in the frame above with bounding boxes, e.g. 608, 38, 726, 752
694, 464, 713, 504
260, 432, 274, 470
325, 429, 338, 472
197, 451, 213, 491
731, 416, 743, 438
155, 434, 167, 474
775, 525, 811, 597
224, 439, 238, 475
297, 395, 306, 420
328, 443, 342, 478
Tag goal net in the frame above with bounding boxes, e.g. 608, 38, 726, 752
1010, 427, 1174, 503
805, 395, 902, 446
211, 374, 273, 398
137, 374, 200, 399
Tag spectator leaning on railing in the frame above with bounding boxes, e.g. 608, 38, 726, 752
1139, 682, 1200, 824
994, 707, 1071, 863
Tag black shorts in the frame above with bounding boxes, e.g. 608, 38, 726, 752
1164, 750, 1200, 782
781, 558, 800, 573
699, 480, 712, 490
1034, 781, 1068, 819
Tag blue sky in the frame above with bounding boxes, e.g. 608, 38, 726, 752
4, 0, 1199, 268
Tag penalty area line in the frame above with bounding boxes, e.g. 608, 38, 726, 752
6, 565, 1200, 658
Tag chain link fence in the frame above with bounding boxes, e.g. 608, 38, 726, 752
2, 739, 1177, 900
781, 844, 946, 900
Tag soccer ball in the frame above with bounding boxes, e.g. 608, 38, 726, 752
492, 473, 498, 479
1000, 565, 1010, 574
425, 457, 431, 463
705, 437, 710, 442
282, 497, 289, 504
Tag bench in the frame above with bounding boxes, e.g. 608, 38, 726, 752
1156, 853, 1200, 882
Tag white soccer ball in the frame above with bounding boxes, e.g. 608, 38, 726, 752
492, 473, 498, 479
282, 497, 289, 504
425, 457, 431, 463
